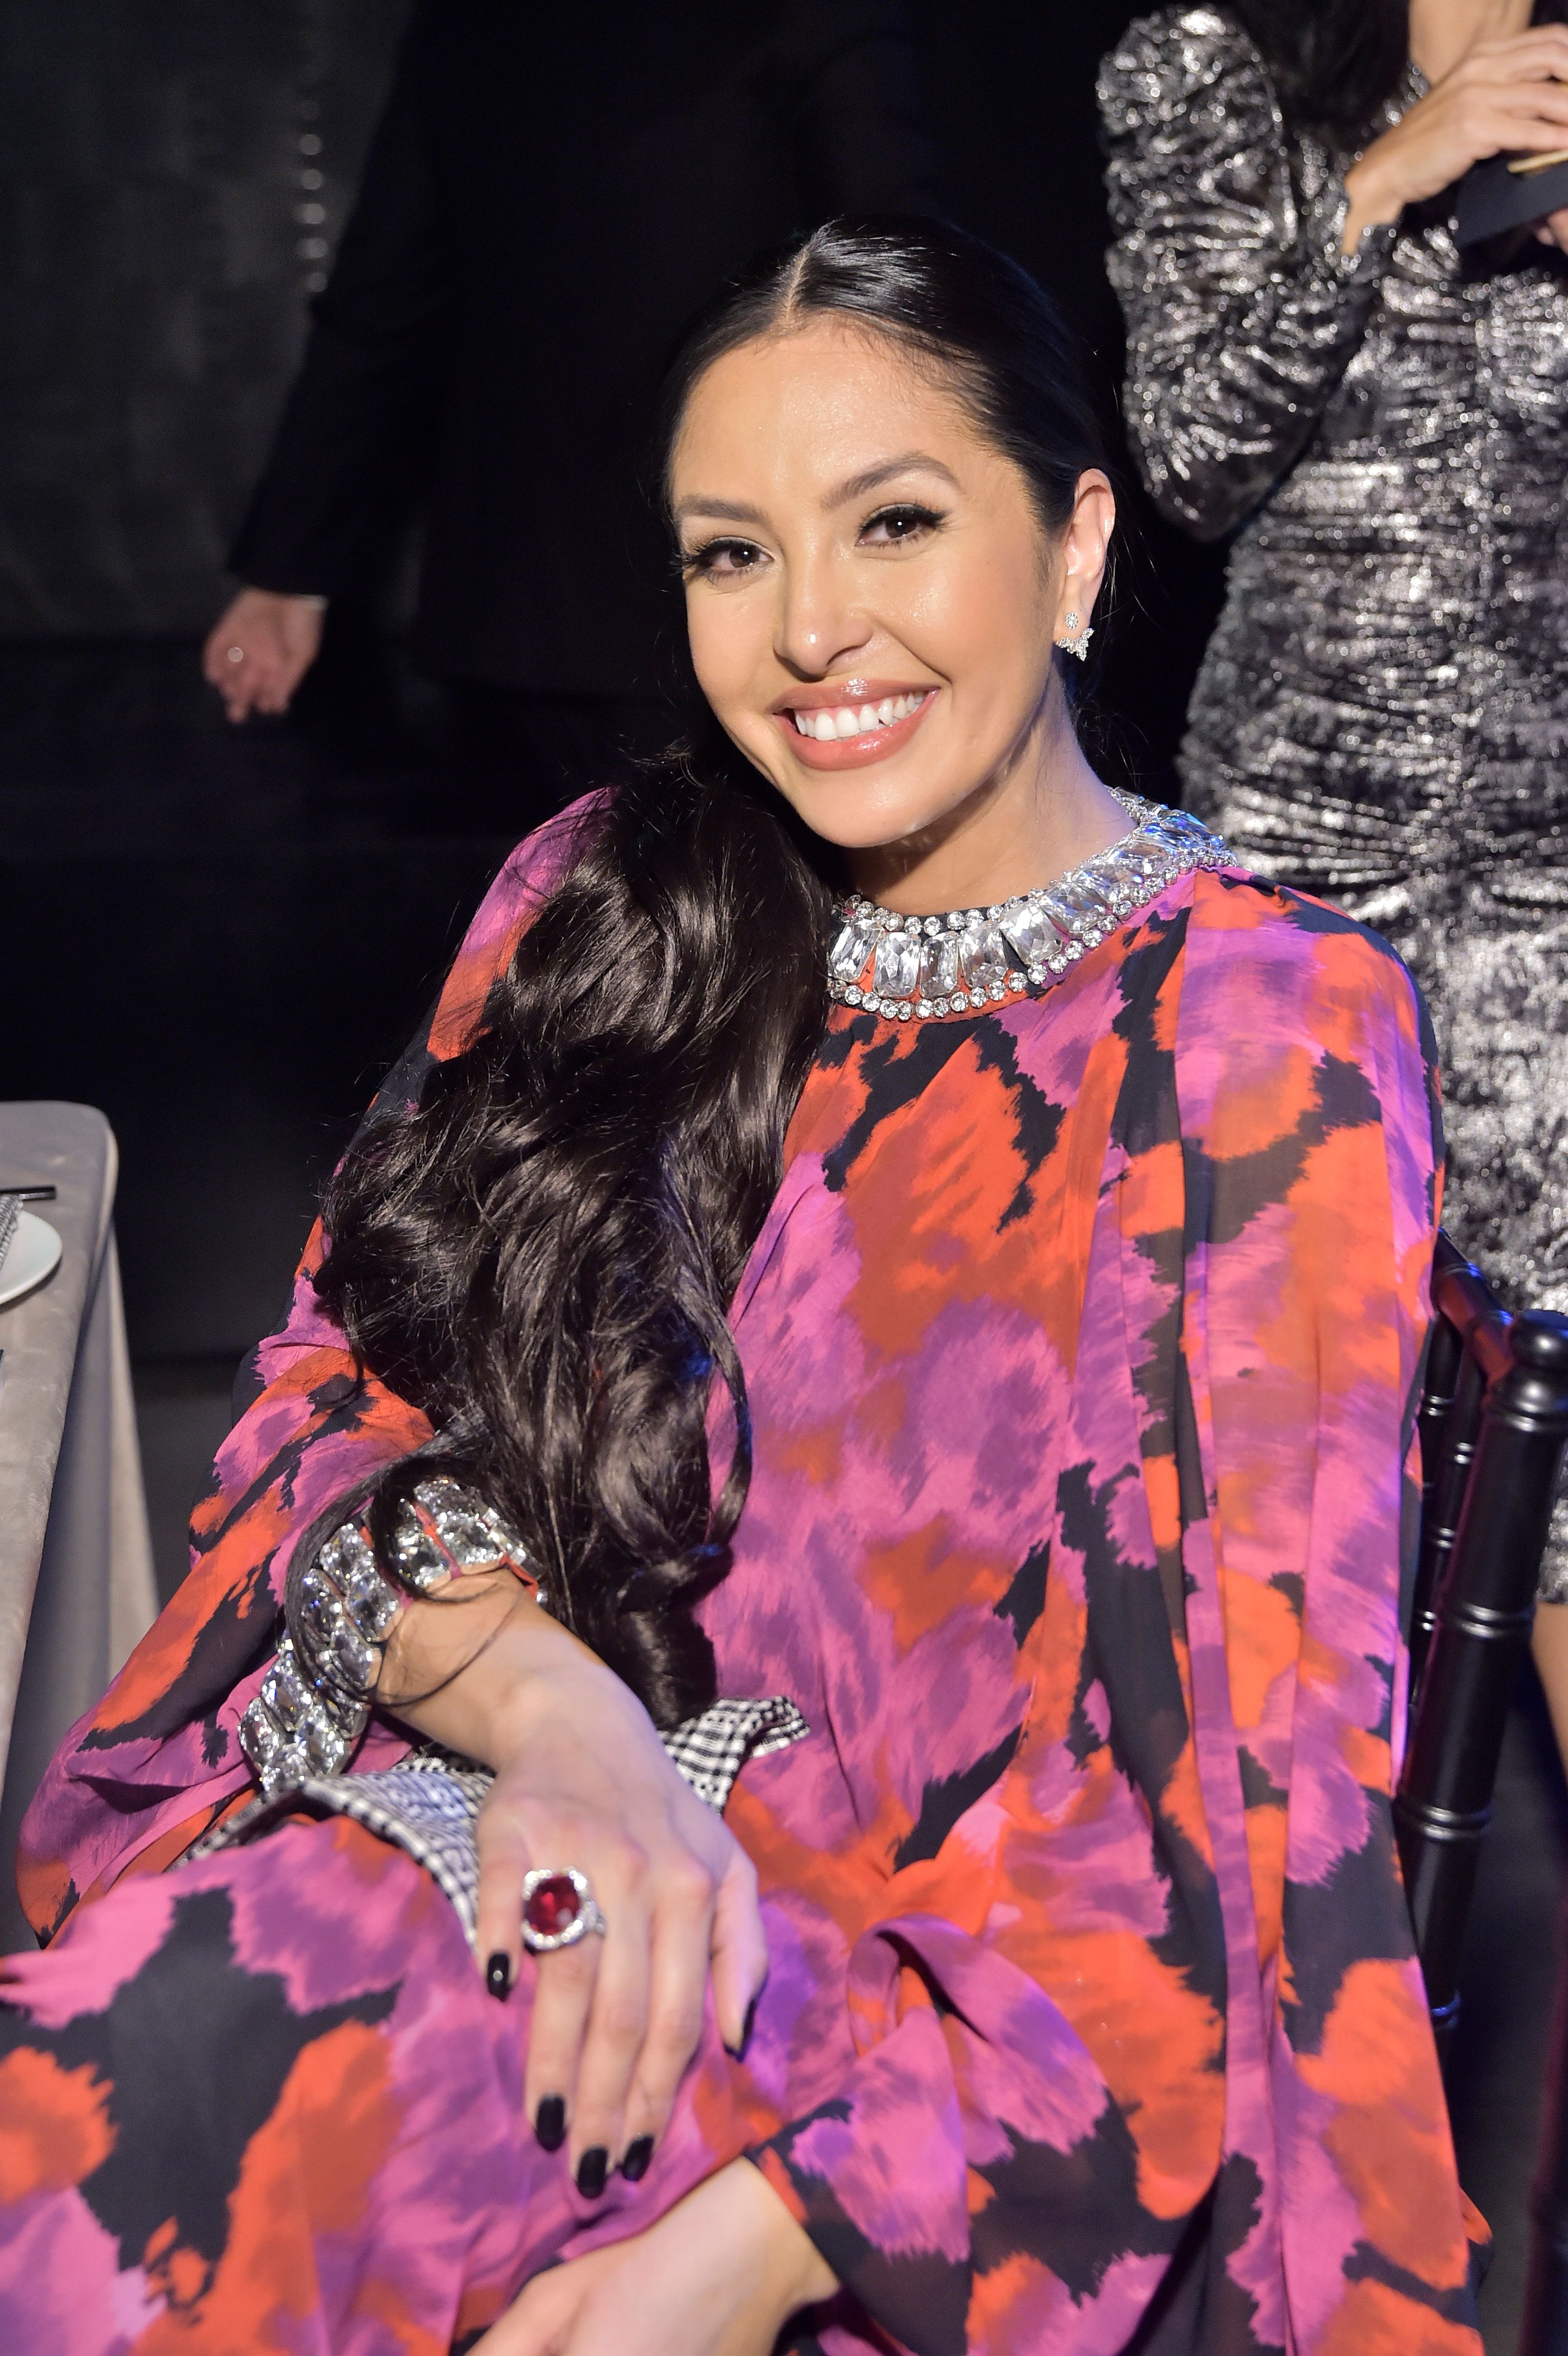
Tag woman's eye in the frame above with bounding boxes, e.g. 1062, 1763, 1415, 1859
683, 537, 767, 580
860, 503, 944, 547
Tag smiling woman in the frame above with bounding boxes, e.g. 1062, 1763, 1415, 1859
669, 327, 1118, 886
0, 222, 1481, 2356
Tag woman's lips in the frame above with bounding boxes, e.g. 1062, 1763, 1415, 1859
774, 688, 937, 770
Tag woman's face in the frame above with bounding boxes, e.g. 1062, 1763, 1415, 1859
668, 318, 1113, 861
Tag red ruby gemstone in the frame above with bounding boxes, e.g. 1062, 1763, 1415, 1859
525, 1875, 581, 1938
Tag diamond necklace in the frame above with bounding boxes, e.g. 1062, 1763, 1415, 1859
827, 792, 1230, 1021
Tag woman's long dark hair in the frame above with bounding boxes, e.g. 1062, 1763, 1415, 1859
1226, 1, 1565, 145
1232, 0, 1568, 142
315, 218, 1107, 1726
1228, 0, 1409, 140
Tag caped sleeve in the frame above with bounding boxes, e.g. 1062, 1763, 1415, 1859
1099, 7, 1396, 539
15, 801, 606, 1944
732, 921, 1231, 2354
1165, 877, 1481, 2341
739, 878, 1479, 2352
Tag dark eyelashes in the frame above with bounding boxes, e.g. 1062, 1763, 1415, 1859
675, 502, 948, 576
676, 536, 759, 578
864, 502, 945, 535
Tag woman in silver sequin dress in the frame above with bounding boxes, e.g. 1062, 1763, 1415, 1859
1100, 0, 1568, 1619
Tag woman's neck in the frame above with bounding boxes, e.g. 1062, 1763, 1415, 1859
845, 699, 1130, 917
1410, 0, 1532, 83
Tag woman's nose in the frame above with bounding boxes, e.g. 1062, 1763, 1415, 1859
775, 557, 872, 678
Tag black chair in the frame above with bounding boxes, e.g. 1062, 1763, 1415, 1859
1399, 1232, 1568, 2056
1524, 1882, 1568, 2356
1397, 1233, 1568, 2354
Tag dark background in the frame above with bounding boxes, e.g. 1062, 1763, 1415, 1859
0, 0, 1226, 1365
0, 0, 1231, 1363
0, 7, 1555, 2346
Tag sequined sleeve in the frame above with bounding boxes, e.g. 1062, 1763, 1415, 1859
1098, 6, 1398, 540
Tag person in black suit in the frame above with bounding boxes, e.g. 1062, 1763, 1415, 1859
204, 0, 942, 820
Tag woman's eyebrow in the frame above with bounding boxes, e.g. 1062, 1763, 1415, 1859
670, 495, 768, 526
825, 453, 961, 506
672, 454, 961, 529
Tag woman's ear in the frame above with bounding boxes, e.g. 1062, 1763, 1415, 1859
1052, 470, 1116, 644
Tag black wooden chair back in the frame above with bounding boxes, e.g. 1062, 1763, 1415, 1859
1397, 1235, 1568, 2354
1397, 1231, 1568, 2056
1523, 1882, 1568, 2356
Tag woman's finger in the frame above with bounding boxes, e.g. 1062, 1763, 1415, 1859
474, 1794, 608, 2141
1491, 73, 1568, 119
618, 1853, 718, 2152
1474, 26, 1568, 76
564, 1857, 654, 2186
471, 2245, 629, 2356
471, 2272, 565, 2356
521, 1935, 601, 2152
474, 1792, 533, 1998
707, 1843, 768, 2057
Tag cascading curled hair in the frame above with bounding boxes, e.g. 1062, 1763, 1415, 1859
313, 215, 1108, 1726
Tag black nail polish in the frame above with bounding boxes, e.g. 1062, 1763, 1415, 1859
534, 2095, 566, 2152
726, 1992, 760, 2060
742, 1993, 759, 2052
620, 2135, 654, 2183
485, 1951, 512, 2002
575, 2146, 609, 2200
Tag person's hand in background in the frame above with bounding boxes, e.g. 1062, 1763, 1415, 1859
202, 586, 326, 721
1343, 24, 1568, 248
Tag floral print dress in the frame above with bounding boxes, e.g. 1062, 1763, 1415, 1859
0, 803, 1481, 2353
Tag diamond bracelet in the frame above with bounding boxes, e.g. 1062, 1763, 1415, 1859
239, 1475, 533, 1797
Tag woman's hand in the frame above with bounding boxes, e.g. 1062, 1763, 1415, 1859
473, 2158, 839, 2356
202, 586, 325, 720
381, 1579, 768, 2184
1343, 26, 1568, 248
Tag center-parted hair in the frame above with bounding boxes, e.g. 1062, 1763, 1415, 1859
314, 217, 1108, 1725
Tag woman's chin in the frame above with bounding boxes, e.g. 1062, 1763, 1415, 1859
787, 786, 975, 860
743, 741, 966, 856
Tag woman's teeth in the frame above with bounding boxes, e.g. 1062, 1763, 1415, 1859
790, 692, 925, 741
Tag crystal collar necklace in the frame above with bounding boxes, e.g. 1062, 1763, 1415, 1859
827, 792, 1230, 1021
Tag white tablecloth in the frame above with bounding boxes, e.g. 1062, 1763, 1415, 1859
0, 1102, 158, 1950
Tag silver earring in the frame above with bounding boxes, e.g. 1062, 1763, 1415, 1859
1055, 610, 1093, 663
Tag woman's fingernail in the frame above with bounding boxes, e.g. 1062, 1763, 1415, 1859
575, 2146, 609, 2200
534, 2096, 566, 2152
485, 1952, 512, 2002
620, 2135, 654, 2182
726, 1993, 759, 2060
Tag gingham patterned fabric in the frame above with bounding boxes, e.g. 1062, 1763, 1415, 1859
195, 1696, 809, 1947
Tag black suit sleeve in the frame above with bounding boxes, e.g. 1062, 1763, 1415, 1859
777, 0, 946, 223
227, 3, 451, 598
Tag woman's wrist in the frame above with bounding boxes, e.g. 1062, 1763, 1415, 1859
385, 1584, 613, 1768
684, 2160, 838, 2328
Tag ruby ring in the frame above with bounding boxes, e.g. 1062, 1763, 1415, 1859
520, 1867, 607, 1954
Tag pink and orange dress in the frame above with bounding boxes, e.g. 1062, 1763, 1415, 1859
0, 800, 1482, 2353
